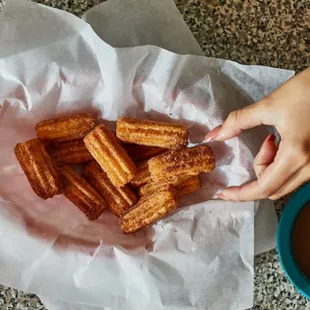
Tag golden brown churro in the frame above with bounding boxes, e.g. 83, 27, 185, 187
120, 186, 179, 234
61, 165, 107, 220
16, 113, 215, 231
148, 145, 215, 183
84, 125, 137, 187
139, 175, 201, 197
116, 117, 188, 149
123, 143, 166, 162
47, 139, 93, 166
129, 161, 152, 188
35, 113, 96, 143
14, 138, 63, 199
176, 175, 201, 196
84, 161, 137, 217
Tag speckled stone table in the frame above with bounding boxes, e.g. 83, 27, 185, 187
0, 0, 309, 309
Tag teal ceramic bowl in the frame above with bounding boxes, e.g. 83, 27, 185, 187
277, 182, 310, 299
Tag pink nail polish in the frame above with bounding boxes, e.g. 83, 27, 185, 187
266, 134, 276, 142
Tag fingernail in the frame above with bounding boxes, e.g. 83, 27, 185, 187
205, 131, 217, 142
266, 134, 276, 142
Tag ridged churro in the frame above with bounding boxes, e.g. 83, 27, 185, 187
16, 112, 214, 228
139, 175, 200, 197
176, 175, 201, 196
84, 161, 137, 217
120, 186, 179, 234
123, 143, 166, 162
36, 113, 96, 143
116, 117, 188, 149
61, 165, 107, 220
47, 139, 93, 166
148, 145, 215, 183
14, 138, 63, 199
84, 125, 137, 187
129, 160, 152, 188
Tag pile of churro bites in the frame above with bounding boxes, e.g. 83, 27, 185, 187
14, 113, 215, 234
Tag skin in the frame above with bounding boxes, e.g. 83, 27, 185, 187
205, 67, 310, 201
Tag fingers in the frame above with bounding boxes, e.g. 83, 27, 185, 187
205, 125, 222, 142
253, 134, 277, 177
216, 102, 269, 141
217, 133, 278, 201
269, 163, 310, 200
218, 146, 299, 201
207, 101, 273, 142
221, 165, 310, 202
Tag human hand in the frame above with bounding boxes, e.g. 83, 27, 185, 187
206, 67, 310, 201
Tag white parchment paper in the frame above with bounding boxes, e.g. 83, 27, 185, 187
0, 0, 294, 309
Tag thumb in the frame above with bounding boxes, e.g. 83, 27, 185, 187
215, 101, 269, 141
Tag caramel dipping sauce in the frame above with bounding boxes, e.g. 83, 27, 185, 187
292, 201, 310, 279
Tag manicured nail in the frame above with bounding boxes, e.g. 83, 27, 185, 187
205, 131, 217, 142
266, 134, 276, 142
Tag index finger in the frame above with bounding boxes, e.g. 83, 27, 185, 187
216, 102, 270, 141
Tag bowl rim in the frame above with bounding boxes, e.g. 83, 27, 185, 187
277, 182, 310, 299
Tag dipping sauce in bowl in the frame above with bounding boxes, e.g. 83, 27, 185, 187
292, 201, 310, 279
277, 182, 310, 299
